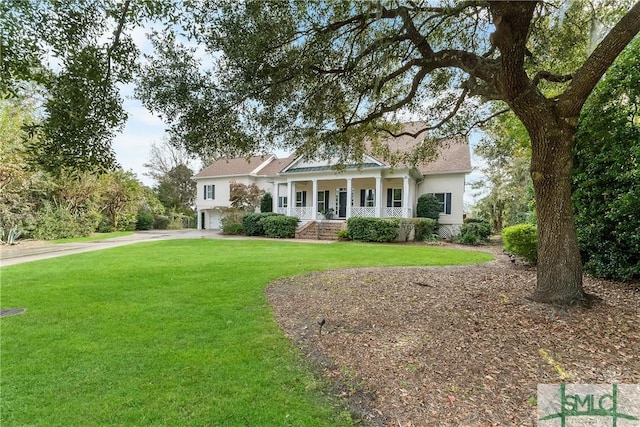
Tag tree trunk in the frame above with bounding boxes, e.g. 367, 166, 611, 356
529, 120, 585, 305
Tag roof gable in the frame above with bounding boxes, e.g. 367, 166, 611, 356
281, 152, 384, 174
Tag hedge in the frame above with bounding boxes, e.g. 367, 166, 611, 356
346, 217, 399, 242
242, 212, 282, 236
261, 215, 299, 238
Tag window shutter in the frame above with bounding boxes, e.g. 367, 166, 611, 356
302, 191, 307, 207
446, 193, 452, 214
387, 189, 392, 207
360, 190, 365, 207
212, 185, 215, 200
203, 185, 207, 199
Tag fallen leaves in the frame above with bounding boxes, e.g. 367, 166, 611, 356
266, 245, 640, 426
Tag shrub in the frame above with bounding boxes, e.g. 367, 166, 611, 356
336, 229, 350, 240
457, 231, 481, 245
136, 211, 155, 230
347, 217, 399, 242
33, 203, 100, 240
456, 219, 492, 245
260, 193, 273, 213
222, 222, 244, 235
221, 208, 244, 235
413, 218, 438, 241
154, 215, 170, 230
416, 194, 441, 220
503, 223, 538, 264
242, 212, 281, 236
261, 215, 299, 238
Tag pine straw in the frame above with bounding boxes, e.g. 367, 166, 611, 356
266, 248, 640, 426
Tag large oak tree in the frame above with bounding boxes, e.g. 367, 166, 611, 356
138, 0, 640, 305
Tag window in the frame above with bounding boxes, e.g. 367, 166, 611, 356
386, 188, 402, 207
360, 189, 375, 207
433, 192, 452, 214
317, 190, 330, 213
278, 196, 288, 208
295, 191, 307, 207
204, 184, 215, 200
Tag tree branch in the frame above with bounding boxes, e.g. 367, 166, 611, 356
104, 0, 131, 87
379, 87, 472, 140
532, 70, 572, 86
559, 1, 640, 117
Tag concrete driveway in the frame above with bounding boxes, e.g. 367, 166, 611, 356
0, 230, 222, 267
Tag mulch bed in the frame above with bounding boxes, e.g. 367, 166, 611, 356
266, 246, 640, 426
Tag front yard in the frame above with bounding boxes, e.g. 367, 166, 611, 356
0, 239, 490, 426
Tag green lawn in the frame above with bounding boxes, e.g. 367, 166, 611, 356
0, 239, 492, 426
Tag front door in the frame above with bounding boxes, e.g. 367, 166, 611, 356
338, 190, 347, 218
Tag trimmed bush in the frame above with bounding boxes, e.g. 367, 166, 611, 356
242, 212, 282, 236
347, 217, 399, 242
503, 223, 538, 264
416, 194, 441, 220
261, 215, 299, 238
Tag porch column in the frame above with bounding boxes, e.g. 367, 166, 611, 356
346, 178, 352, 218
403, 176, 410, 218
197, 210, 202, 229
286, 180, 293, 216
375, 176, 382, 218
312, 179, 318, 220
273, 182, 280, 213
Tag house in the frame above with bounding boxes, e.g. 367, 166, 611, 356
193, 124, 472, 238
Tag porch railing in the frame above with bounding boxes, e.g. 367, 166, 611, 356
384, 207, 403, 218
350, 207, 377, 217
293, 207, 314, 220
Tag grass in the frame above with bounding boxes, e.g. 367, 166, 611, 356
0, 239, 492, 426
52, 231, 134, 244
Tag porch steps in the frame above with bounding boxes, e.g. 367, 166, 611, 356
295, 221, 345, 240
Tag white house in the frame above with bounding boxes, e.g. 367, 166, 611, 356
194, 124, 472, 238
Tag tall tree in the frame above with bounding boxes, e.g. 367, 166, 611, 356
1, 1, 175, 174
144, 137, 196, 184
0, 94, 48, 237
156, 163, 196, 213
137, 0, 640, 305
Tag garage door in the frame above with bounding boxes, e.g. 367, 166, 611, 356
208, 211, 222, 229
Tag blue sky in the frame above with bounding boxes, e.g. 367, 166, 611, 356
112, 94, 166, 187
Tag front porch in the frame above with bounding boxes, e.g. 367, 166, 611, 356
272, 175, 414, 221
